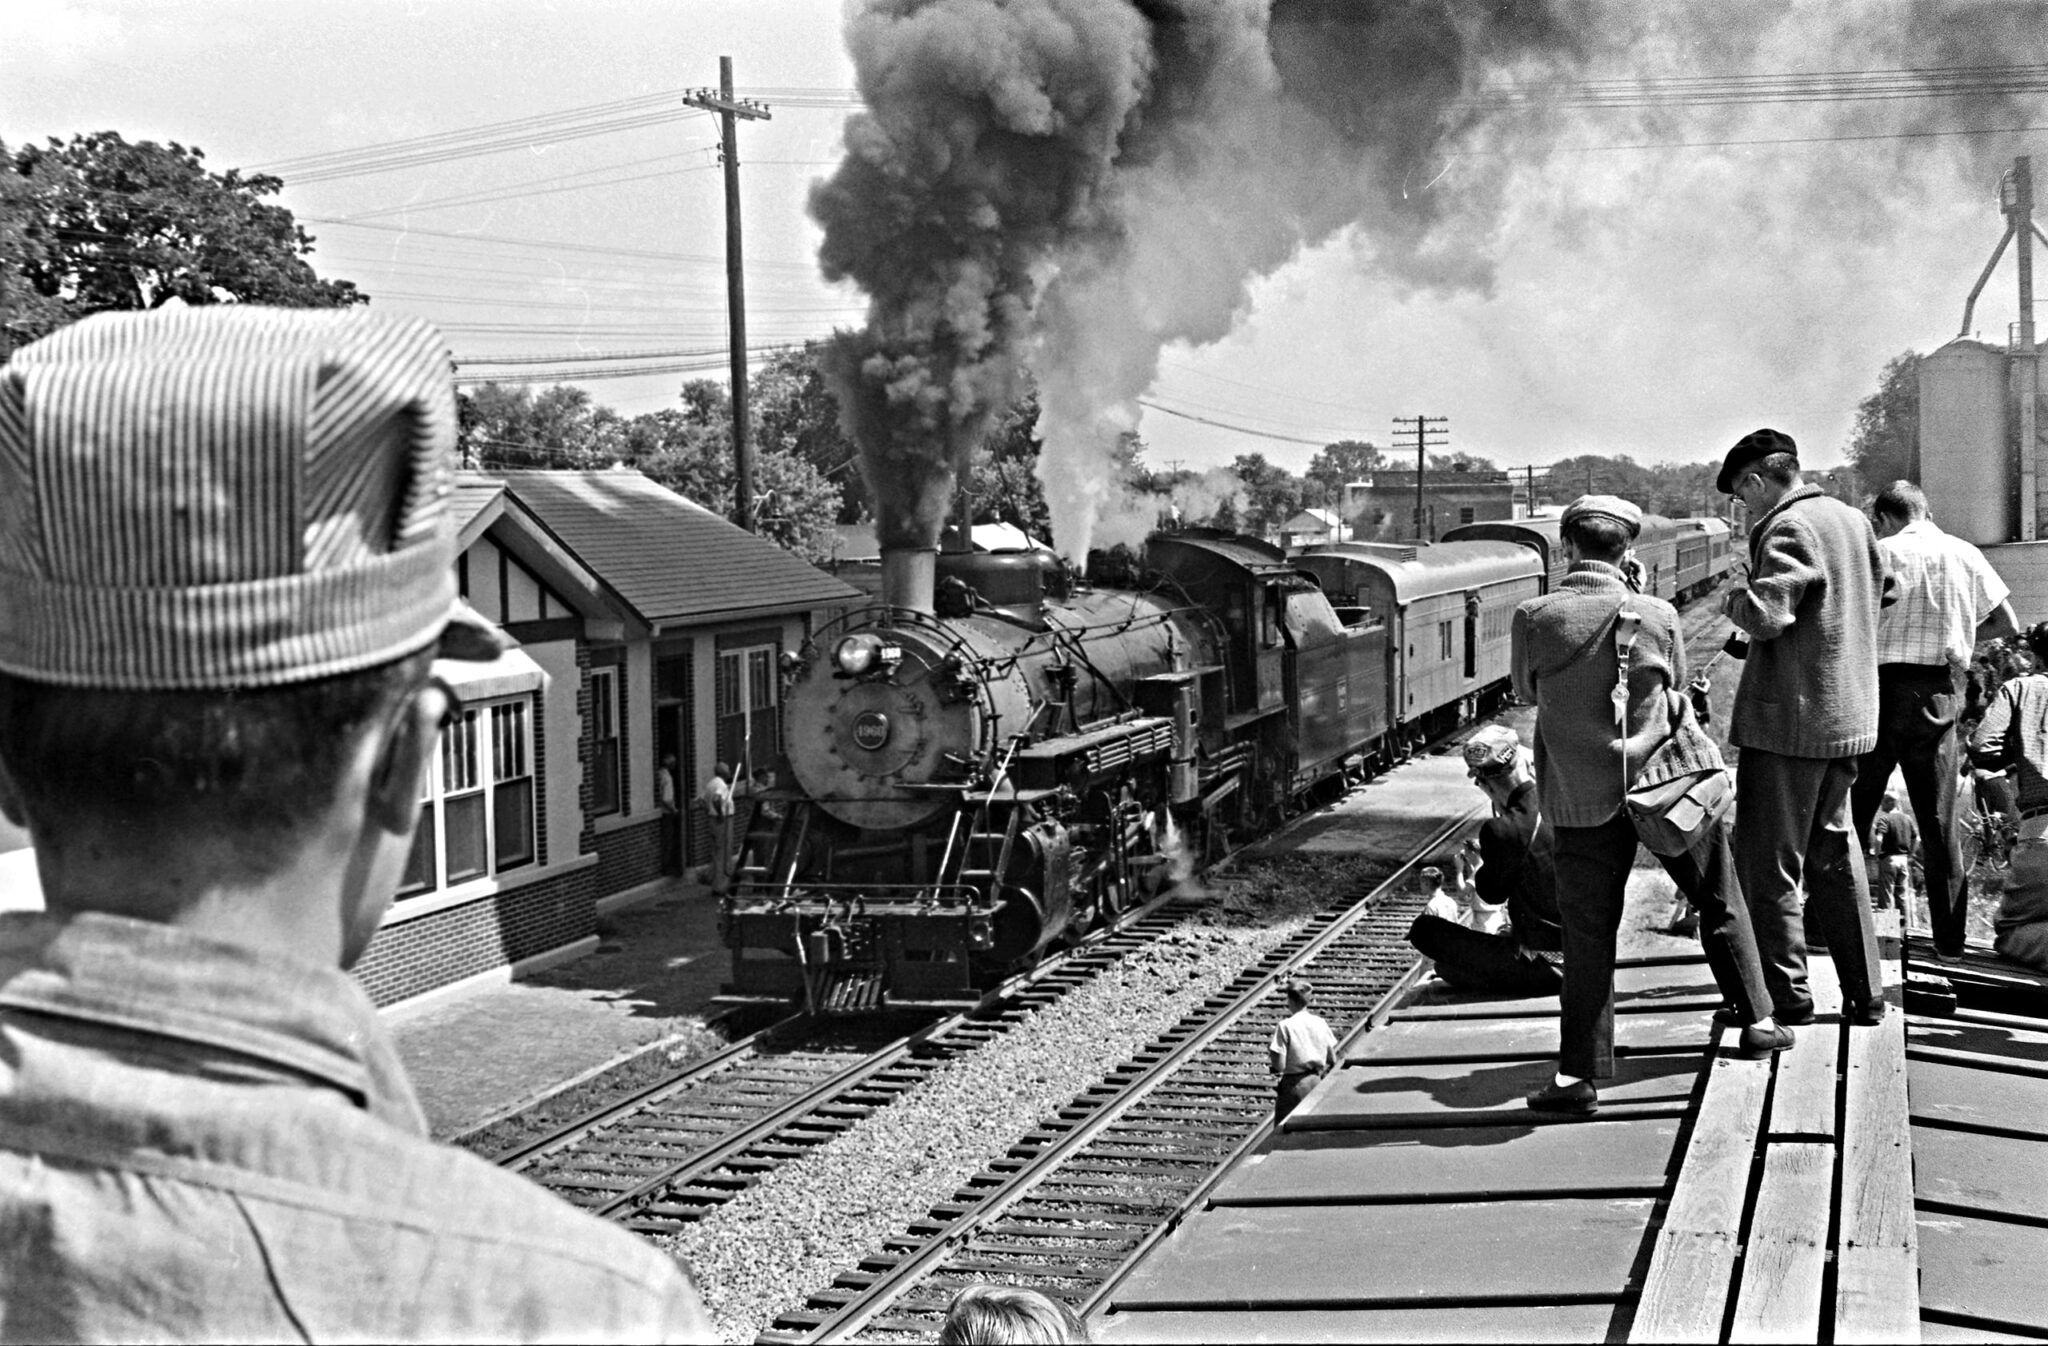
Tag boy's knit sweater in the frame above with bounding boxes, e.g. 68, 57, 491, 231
1512, 561, 1723, 828
1723, 484, 1890, 759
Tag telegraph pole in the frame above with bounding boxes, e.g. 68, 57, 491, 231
1393, 414, 1449, 540
684, 59, 771, 531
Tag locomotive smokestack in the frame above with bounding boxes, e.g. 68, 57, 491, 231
881, 546, 937, 615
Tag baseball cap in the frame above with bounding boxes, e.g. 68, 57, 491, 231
0, 306, 507, 690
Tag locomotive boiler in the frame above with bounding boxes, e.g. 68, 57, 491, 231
722, 543, 1229, 1011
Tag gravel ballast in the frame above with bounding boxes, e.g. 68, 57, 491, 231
662, 854, 1384, 1342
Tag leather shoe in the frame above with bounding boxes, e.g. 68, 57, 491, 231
1738, 1022, 1796, 1058
1848, 999, 1887, 1026
1721, 999, 1814, 1027
1526, 1079, 1598, 1115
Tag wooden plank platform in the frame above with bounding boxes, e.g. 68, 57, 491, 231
1103, 905, 1928, 1345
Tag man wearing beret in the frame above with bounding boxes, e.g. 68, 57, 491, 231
1406, 723, 1564, 994
0, 309, 711, 1340
1718, 428, 1889, 1026
1513, 495, 1784, 1115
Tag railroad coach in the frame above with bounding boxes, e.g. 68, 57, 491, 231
1293, 541, 1542, 756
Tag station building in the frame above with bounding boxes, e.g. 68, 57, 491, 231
348, 468, 859, 1010
1342, 470, 1515, 543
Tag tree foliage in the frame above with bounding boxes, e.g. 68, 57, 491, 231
1541, 454, 1724, 518
457, 379, 845, 564
3, 132, 362, 346
1231, 452, 1304, 536
1304, 439, 1384, 507
1846, 350, 1922, 490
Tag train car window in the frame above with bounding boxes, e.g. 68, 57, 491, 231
1439, 621, 1452, 661
1262, 587, 1282, 648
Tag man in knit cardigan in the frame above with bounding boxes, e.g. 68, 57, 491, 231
1719, 428, 1889, 1025
1512, 496, 1786, 1116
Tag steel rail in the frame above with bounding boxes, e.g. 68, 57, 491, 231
778, 802, 1485, 1344
1076, 940, 1444, 1321
492, 1014, 808, 1172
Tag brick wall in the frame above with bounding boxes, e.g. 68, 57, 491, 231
594, 816, 663, 897
352, 865, 598, 1007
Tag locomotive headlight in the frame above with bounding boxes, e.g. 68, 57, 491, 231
833, 633, 903, 678
835, 634, 879, 676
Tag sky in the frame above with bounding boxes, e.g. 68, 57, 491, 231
3, 0, 2045, 491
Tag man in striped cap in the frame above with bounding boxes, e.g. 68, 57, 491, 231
0, 308, 710, 1341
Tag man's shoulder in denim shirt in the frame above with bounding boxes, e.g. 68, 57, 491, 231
0, 912, 711, 1343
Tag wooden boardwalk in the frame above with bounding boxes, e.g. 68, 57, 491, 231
1096, 915, 1919, 1343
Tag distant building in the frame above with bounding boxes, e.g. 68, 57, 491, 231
1343, 470, 1514, 542
1279, 507, 1351, 551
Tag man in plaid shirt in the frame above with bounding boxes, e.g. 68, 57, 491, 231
1855, 481, 2017, 961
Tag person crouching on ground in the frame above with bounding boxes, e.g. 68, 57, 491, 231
1267, 978, 1338, 1123
1406, 724, 1564, 995
0, 309, 710, 1341
1512, 494, 1786, 1117
1970, 621, 2048, 972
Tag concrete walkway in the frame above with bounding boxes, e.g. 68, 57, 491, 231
389, 875, 738, 1138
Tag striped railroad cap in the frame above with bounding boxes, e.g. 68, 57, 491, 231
0, 306, 506, 689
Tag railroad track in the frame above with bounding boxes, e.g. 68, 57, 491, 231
755, 805, 1480, 1344
496, 894, 1209, 1227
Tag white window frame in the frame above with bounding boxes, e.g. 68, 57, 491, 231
716, 643, 780, 775
397, 692, 538, 900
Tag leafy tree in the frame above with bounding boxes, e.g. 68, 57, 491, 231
1232, 452, 1304, 536
750, 345, 867, 522
1426, 451, 1497, 472
1846, 351, 1922, 490
1305, 439, 1384, 507
459, 384, 625, 470
4, 132, 362, 345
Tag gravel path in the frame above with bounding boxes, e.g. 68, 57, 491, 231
661, 861, 1356, 1342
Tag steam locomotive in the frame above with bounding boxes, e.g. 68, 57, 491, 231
720, 519, 1733, 1012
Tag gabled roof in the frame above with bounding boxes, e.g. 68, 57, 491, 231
488, 469, 859, 629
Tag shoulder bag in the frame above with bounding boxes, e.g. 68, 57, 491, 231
1613, 607, 1733, 857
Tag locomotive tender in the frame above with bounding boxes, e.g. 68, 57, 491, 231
720, 529, 1539, 1012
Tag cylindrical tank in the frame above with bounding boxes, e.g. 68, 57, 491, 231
1920, 339, 2012, 546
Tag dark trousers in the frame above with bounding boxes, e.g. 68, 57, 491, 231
1735, 750, 1885, 1013
1551, 812, 1773, 1081
1853, 663, 1966, 954
1407, 913, 1563, 995
1274, 1071, 1319, 1122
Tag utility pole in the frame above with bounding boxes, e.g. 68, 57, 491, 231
1392, 415, 1449, 540
2016, 157, 2039, 539
684, 58, 771, 531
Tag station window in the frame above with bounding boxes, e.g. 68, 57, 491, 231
717, 644, 781, 776
589, 667, 621, 816
1459, 506, 1475, 525
397, 694, 538, 899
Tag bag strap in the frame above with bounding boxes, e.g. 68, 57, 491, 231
1614, 605, 1641, 796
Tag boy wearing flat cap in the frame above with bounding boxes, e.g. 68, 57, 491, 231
0, 310, 710, 1341
1718, 428, 1890, 1028
1512, 495, 1783, 1116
